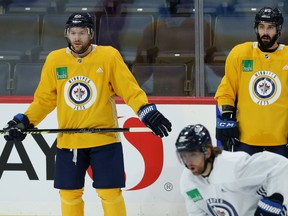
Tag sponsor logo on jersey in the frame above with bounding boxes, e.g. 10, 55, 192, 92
249, 70, 281, 106
56, 67, 68, 80
187, 188, 203, 202
207, 198, 238, 216
64, 75, 97, 110
242, 60, 253, 72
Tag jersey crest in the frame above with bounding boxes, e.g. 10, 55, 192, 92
207, 198, 238, 216
249, 70, 281, 106
64, 75, 97, 110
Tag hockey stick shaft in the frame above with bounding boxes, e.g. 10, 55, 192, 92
0, 127, 152, 134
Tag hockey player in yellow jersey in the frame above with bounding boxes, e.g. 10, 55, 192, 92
215, 7, 288, 158
2, 12, 172, 216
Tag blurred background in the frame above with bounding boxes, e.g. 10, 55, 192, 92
0, 0, 286, 97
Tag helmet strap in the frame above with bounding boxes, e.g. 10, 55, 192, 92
201, 153, 214, 177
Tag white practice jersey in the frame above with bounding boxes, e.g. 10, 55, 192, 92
180, 151, 288, 216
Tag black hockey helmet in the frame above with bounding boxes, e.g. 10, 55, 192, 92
65, 12, 94, 35
254, 7, 283, 37
175, 124, 211, 154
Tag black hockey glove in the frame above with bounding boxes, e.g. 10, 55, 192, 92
138, 104, 172, 138
254, 193, 286, 216
216, 112, 239, 151
3, 113, 32, 142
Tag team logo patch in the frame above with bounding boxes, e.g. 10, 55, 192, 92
207, 198, 238, 216
249, 71, 281, 106
64, 76, 97, 110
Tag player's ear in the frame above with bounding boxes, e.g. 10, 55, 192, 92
204, 147, 212, 159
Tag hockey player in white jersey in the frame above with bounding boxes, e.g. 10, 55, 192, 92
176, 124, 288, 216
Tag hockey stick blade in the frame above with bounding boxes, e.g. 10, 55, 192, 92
0, 127, 152, 134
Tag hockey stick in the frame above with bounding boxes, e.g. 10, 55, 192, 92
0, 127, 152, 134
226, 138, 240, 152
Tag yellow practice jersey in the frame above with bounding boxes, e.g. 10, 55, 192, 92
24, 45, 148, 149
215, 42, 288, 146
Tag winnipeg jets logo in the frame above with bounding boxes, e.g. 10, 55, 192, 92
73, 83, 86, 99
64, 76, 97, 110
249, 71, 281, 106
207, 198, 238, 216
258, 79, 271, 94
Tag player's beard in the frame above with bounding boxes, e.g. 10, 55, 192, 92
194, 165, 206, 175
187, 158, 209, 176
66, 37, 91, 55
70, 42, 91, 54
257, 33, 278, 50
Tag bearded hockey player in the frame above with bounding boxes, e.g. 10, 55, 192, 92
176, 124, 288, 216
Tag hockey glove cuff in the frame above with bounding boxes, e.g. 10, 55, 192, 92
254, 193, 286, 216
216, 113, 239, 151
138, 104, 172, 137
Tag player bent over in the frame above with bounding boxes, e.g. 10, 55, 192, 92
2, 12, 172, 216
176, 124, 288, 216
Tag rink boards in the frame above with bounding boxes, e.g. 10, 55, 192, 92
0, 98, 216, 216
